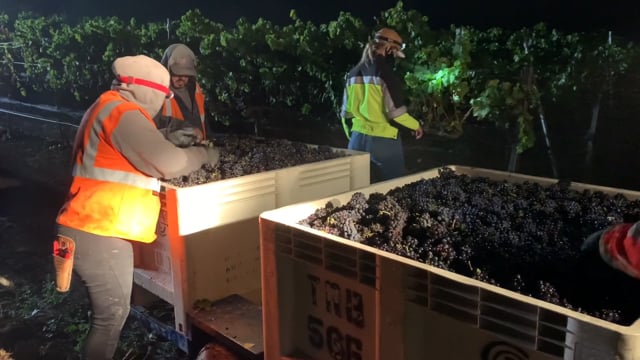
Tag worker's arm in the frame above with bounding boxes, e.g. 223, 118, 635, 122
379, 63, 423, 138
582, 222, 640, 279
393, 113, 423, 135
111, 109, 208, 179
341, 117, 352, 140
340, 87, 353, 140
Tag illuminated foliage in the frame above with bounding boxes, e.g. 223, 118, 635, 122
0, 2, 636, 156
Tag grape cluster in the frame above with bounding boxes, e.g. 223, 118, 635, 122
164, 135, 344, 186
299, 167, 640, 325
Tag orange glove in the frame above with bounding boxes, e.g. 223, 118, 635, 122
584, 223, 640, 279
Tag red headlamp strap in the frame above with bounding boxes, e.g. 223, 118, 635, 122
116, 75, 173, 98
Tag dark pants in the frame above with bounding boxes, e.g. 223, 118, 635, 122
57, 225, 133, 360
348, 131, 405, 183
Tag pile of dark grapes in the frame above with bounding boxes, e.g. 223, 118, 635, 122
299, 167, 640, 325
164, 135, 345, 186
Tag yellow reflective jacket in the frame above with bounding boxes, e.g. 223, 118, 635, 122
340, 55, 420, 139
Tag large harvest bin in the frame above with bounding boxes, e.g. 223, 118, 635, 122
259, 165, 640, 360
132, 145, 370, 341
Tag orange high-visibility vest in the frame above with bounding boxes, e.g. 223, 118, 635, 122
57, 90, 162, 243
162, 82, 206, 138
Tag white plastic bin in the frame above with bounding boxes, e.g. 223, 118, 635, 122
133, 146, 370, 338
259, 165, 640, 360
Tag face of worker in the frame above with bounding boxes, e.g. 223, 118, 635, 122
385, 45, 404, 59
171, 74, 191, 89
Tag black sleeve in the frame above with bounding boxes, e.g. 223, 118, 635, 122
378, 60, 406, 109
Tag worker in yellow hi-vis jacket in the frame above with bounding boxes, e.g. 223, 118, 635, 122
340, 28, 424, 183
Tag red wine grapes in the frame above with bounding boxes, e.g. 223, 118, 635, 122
164, 135, 344, 186
300, 167, 640, 325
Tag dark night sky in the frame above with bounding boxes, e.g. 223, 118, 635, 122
1, 0, 639, 39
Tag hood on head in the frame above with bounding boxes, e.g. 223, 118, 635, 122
111, 55, 170, 117
161, 43, 197, 77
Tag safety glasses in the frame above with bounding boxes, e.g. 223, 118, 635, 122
375, 35, 406, 50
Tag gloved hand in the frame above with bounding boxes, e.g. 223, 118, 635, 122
581, 229, 605, 253
205, 147, 220, 166
576, 228, 620, 284
579, 225, 640, 284
167, 128, 203, 147
341, 117, 352, 140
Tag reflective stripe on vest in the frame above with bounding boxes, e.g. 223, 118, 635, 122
347, 75, 383, 86
164, 97, 205, 124
74, 100, 161, 192
164, 98, 173, 117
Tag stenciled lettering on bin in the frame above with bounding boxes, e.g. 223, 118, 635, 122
481, 341, 529, 360
155, 209, 168, 237
306, 274, 365, 360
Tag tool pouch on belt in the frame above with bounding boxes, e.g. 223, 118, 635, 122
53, 235, 75, 292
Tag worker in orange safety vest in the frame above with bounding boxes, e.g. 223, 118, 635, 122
156, 43, 208, 147
53, 54, 219, 359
